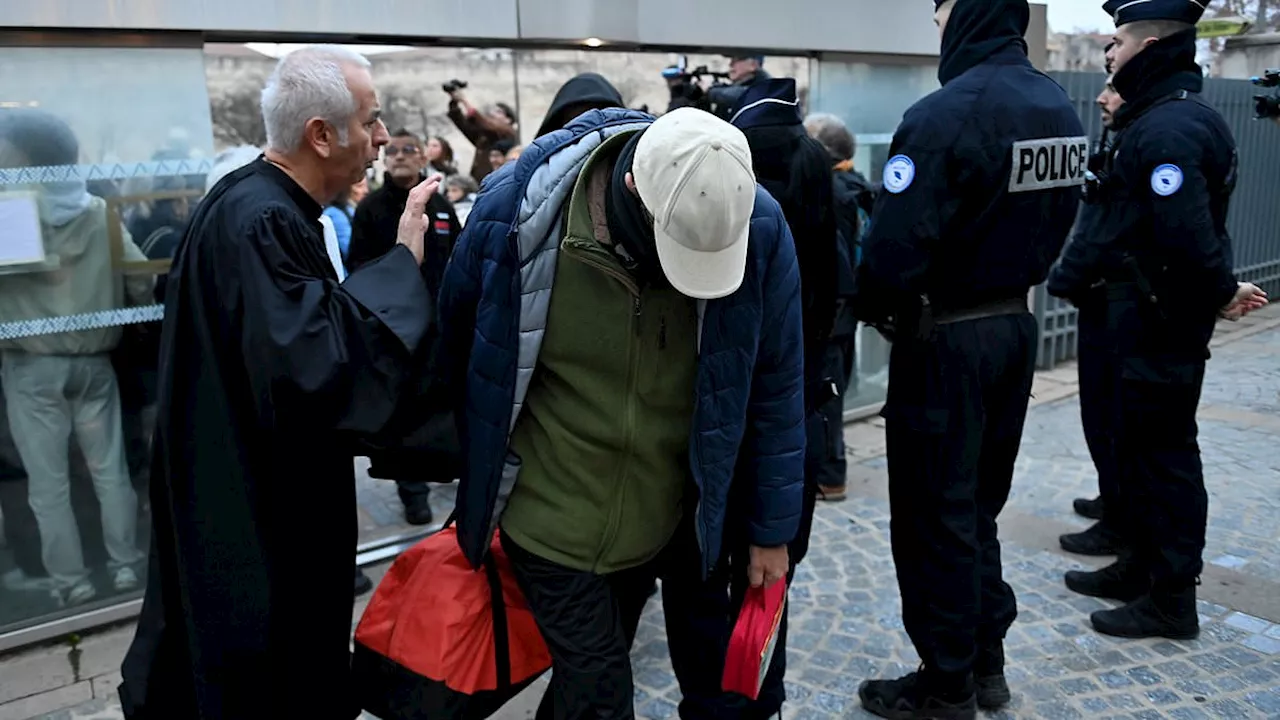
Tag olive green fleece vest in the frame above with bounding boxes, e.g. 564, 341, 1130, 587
500, 134, 698, 574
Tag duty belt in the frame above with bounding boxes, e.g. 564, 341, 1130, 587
933, 297, 1030, 325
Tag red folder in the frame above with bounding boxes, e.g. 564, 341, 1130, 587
722, 579, 788, 700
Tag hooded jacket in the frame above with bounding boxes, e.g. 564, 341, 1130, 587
730, 78, 838, 408
937, 0, 1029, 85
535, 73, 625, 139
853, 0, 1083, 321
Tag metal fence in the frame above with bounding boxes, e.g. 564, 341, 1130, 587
1033, 71, 1280, 369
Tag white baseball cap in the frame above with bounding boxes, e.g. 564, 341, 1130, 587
633, 108, 756, 300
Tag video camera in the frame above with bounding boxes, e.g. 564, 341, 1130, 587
1250, 69, 1280, 120
660, 56, 745, 120
442, 78, 468, 94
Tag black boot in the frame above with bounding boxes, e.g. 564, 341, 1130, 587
1059, 521, 1126, 556
398, 482, 434, 526
355, 567, 374, 597
1065, 558, 1149, 602
1073, 496, 1104, 520
859, 669, 977, 720
974, 643, 1010, 711
1091, 584, 1199, 640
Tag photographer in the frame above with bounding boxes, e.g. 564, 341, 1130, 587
663, 65, 707, 113
443, 79, 518, 182
663, 54, 770, 119
1252, 69, 1280, 125
727, 52, 770, 87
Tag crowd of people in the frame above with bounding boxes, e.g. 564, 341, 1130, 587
0, 0, 1271, 718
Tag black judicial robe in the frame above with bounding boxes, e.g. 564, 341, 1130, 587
119, 158, 432, 720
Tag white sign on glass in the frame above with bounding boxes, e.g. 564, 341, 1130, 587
0, 191, 45, 267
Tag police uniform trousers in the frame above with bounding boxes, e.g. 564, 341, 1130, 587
1076, 300, 1123, 525
883, 312, 1037, 679
1108, 339, 1208, 586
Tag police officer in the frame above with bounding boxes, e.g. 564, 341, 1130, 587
1048, 0, 1267, 640
854, 1, 1085, 717
1060, 63, 1130, 558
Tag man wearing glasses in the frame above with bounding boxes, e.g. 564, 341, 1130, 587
348, 128, 462, 528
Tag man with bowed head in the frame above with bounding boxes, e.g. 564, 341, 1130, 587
438, 105, 805, 718
120, 45, 444, 719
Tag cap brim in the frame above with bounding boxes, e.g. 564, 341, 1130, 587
654, 223, 749, 301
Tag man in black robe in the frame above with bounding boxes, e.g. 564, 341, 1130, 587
119, 45, 440, 719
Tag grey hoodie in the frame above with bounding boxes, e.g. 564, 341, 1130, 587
0, 186, 153, 355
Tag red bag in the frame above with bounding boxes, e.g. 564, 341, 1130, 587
721, 579, 788, 700
352, 527, 551, 719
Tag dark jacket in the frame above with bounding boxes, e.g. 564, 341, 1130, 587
1048, 29, 1238, 367
448, 103, 518, 182
854, 0, 1084, 325
348, 174, 460, 289
829, 167, 870, 285
831, 167, 873, 337
535, 73, 625, 138
347, 175, 464, 479
731, 78, 838, 410
437, 108, 807, 572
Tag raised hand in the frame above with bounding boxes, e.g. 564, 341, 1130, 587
396, 174, 442, 266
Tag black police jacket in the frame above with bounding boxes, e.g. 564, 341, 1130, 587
1047, 29, 1239, 368
852, 42, 1085, 325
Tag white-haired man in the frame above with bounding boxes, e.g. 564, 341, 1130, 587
119, 45, 440, 719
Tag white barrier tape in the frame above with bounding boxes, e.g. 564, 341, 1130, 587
855, 134, 895, 146
0, 305, 164, 341
0, 159, 215, 186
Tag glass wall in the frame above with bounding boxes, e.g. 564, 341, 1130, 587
808, 54, 939, 416
0, 37, 214, 639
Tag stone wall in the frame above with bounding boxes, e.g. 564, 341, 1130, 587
1046, 32, 1111, 73
1218, 33, 1280, 80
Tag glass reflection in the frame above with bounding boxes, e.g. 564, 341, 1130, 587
0, 44, 212, 636
808, 58, 939, 415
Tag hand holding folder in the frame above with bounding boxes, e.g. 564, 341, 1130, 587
722, 578, 788, 700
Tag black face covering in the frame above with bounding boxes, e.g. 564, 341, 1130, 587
605, 130, 668, 288
937, 0, 1030, 85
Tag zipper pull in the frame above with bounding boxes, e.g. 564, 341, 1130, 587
659, 316, 667, 349
633, 296, 642, 336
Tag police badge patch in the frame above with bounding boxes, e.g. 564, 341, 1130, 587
1151, 164, 1184, 197
882, 155, 915, 194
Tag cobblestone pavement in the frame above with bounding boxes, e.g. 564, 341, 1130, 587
29, 316, 1280, 720
618, 320, 1280, 720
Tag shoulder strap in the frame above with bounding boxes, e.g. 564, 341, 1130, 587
482, 550, 513, 689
